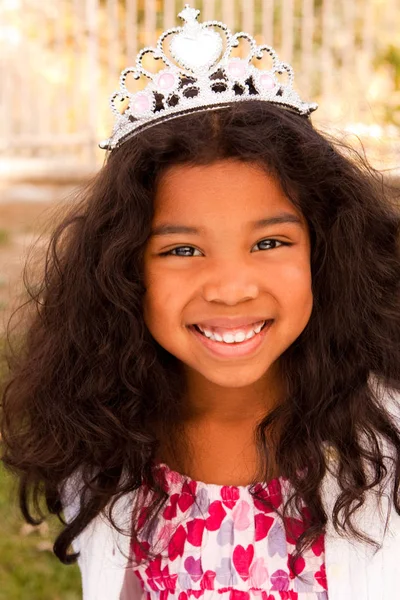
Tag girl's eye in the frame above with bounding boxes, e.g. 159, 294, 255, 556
256, 239, 287, 251
161, 246, 202, 257
159, 239, 290, 257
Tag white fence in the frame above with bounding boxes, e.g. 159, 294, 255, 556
0, 0, 399, 175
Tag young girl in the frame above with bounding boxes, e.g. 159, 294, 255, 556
1, 5, 400, 600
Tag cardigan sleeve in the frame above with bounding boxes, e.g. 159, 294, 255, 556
60, 473, 140, 600
59, 471, 89, 596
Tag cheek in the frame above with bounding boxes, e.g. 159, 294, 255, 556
142, 273, 181, 334
142, 282, 188, 359
273, 259, 313, 322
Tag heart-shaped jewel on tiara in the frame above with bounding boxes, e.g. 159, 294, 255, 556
170, 27, 223, 73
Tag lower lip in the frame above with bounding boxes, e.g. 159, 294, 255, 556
188, 321, 273, 359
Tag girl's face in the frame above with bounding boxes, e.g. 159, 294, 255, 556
143, 159, 312, 390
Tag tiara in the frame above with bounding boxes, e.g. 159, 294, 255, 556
99, 4, 318, 151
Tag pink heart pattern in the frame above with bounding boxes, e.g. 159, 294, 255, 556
128, 462, 327, 597
232, 500, 251, 531
184, 556, 203, 582
270, 569, 289, 592
249, 557, 269, 587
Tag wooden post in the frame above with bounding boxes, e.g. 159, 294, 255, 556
242, 0, 255, 36
321, 0, 334, 104
144, 0, 157, 47
262, 0, 274, 45
203, 0, 216, 22
281, 0, 294, 63
126, 0, 138, 59
86, 0, 100, 167
301, 0, 314, 97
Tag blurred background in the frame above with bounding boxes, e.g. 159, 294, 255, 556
0, 0, 399, 598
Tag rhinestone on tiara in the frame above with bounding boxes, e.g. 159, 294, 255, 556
99, 4, 318, 151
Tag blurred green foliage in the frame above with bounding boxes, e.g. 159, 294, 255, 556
0, 335, 81, 599
0, 462, 81, 600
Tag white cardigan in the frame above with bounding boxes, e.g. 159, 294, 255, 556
62, 384, 400, 600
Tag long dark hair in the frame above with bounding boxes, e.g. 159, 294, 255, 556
1, 101, 400, 574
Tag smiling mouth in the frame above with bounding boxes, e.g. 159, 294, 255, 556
190, 320, 270, 344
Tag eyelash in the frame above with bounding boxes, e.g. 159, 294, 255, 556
159, 239, 292, 257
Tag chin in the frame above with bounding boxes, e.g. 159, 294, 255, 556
196, 363, 276, 388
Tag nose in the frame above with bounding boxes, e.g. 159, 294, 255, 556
201, 260, 260, 305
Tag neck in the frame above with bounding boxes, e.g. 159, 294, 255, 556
181, 362, 284, 424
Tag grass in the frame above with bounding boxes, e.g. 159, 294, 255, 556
0, 327, 82, 598
0, 462, 82, 600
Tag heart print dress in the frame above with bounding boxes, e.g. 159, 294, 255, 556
119, 462, 328, 600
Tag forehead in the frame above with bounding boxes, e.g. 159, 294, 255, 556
153, 160, 300, 221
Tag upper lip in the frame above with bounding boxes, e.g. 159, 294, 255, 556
190, 317, 270, 329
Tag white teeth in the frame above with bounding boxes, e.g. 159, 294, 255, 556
222, 332, 235, 343
253, 322, 264, 334
231, 331, 246, 343
245, 329, 255, 340
196, 321, 266, 344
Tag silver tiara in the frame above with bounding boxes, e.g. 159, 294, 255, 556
99, 4, 318, 151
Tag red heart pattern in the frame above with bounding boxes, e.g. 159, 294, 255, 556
205, 500, 226, 531
255, 513, 274, 541
127, 462, 326, 598
232, 544, 254, 581
220, 486, 240, 509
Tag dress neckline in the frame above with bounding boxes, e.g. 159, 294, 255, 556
152, 460, 283, 490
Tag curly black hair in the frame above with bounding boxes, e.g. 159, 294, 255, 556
1, 101, 400, 576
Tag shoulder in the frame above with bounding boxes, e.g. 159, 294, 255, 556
322, 376, 400, 509
322, 377, 400, 465
60, 468, 137, 535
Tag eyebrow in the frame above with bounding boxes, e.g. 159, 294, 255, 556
150, 212, 302, 237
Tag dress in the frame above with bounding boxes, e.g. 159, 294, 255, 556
120, 463, 328, 600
